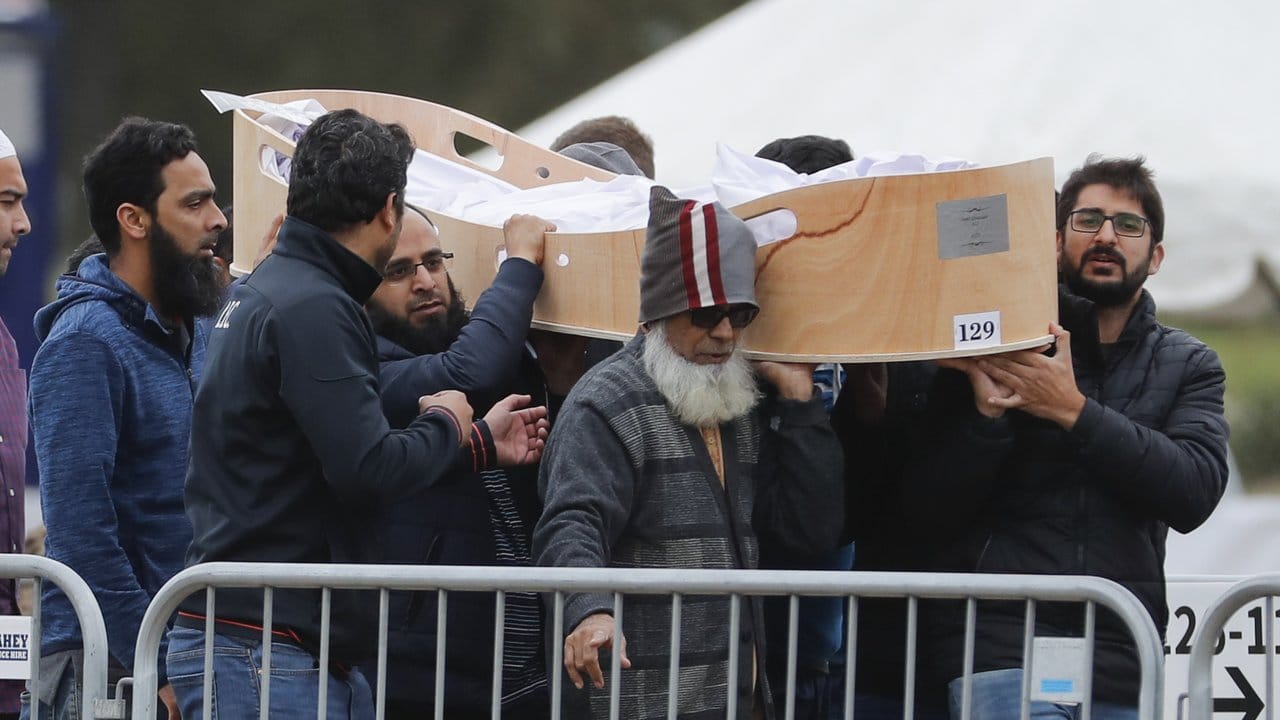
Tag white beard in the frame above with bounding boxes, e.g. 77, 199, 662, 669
642, 322, 760, 428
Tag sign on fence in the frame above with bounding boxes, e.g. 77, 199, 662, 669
1165, 579, 1271, 720
0, 616, 31, 679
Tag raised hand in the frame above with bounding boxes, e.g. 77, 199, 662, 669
483, 394, 550, 465
936, 356, 1017, 419
502, 214, 556, 266
977, 323, 1085, 429
753, 360, 817, 401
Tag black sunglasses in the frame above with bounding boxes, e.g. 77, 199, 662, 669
688, 304, 759, 329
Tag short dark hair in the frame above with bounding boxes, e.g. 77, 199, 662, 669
66, 234, 106, 274
287, 109, 415, 234
755, 135, 854, 174
214, 205, 234, 263
1057, 155, 1164, 245
550, 116, 655, 179
82, 117, 199, 254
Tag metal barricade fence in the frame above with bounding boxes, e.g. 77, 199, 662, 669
130, 563, 1165, 720
1186, 573, 1280, 720
0, 554, 114, 719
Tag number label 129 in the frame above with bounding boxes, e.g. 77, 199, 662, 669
953, 310, 1003, 351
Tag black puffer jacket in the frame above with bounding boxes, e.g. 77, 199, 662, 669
908, 287, 1230, 706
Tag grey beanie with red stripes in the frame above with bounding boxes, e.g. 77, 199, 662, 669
639, 186, 759, 323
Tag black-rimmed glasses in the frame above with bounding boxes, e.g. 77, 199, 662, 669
1068, 209, 1149, 238
382, 252, 454, 283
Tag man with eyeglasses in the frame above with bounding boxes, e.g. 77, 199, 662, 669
364, 205, 573, 718
909, 156, 1229, 719
533, 186, 844, 719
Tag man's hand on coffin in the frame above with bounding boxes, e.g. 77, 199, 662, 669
753, 361, 819, 401
936, 356, 1016, 419
418, 389, 475, 444
528, 329, 589, 396
483, 393, 550, 466
565, 612, 630, 690
977, 323, 1085, 430
502, 214, 556, 265
253, 212, 284, 269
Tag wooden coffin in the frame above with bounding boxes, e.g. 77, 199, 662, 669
232, 89, 1056, 361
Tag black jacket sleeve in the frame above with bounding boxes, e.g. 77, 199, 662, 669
275, 299, 463, 504
753, 389, 845, 556
1069, 343, 1229, 533
378, 258, 543, 427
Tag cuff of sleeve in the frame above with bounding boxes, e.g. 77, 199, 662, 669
1068, 396, 1106, 446
468, 419, 498, 471
424, 406, 465, 448
773, 393, 828, 427
496, 255, 545, 293
563, 592, 615, 634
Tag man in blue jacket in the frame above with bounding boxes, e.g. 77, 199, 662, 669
27, 117, 227, 719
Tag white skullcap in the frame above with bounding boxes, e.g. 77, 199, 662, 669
0, 129, 14, 160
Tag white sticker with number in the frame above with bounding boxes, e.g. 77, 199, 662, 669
953, 310, 1002, 351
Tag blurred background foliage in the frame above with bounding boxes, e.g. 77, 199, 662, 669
1168, 316, 1280, 491
46, 0, 747, 267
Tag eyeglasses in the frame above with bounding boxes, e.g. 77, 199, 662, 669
1068, 209, 1150, 238
382, 252, 454, 283
688, 304, 759, 330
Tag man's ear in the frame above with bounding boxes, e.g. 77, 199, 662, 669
117, 203, 149, 242
378, 193, 398, 231
1147, 242, 1165, 277
1055, 229, 1064, 260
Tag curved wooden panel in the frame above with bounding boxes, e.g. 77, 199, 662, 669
229, 89, 609, 277
734, 158, 1057, 361
231, 89, 1057, 361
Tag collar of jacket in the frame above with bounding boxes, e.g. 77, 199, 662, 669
271, 216, 384, 304
1058, 284, 1158, 368
52, 253, 188, 338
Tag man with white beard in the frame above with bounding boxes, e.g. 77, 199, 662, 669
533, 186, 844, 720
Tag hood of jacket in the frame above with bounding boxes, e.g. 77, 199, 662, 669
33, 253, 174, 342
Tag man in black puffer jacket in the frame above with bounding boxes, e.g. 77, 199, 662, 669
908, 156, 1229, 719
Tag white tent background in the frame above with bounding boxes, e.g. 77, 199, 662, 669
514, 0, 1279, 573
516, 0, 1280, 319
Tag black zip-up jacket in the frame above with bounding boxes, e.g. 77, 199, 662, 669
907, 287, 1229, 706
183, 217, 495, 664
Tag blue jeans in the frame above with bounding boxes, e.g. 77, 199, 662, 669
19, 651, 80, 720
947, 669, 1137, 720
166, 626, 373, 720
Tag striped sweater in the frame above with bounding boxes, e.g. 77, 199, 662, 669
534, 333, 843, 720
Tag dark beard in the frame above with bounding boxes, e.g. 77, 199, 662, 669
150, 222, 224, 319
367, 277, 469, 356
1061, 246, 1151, 308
